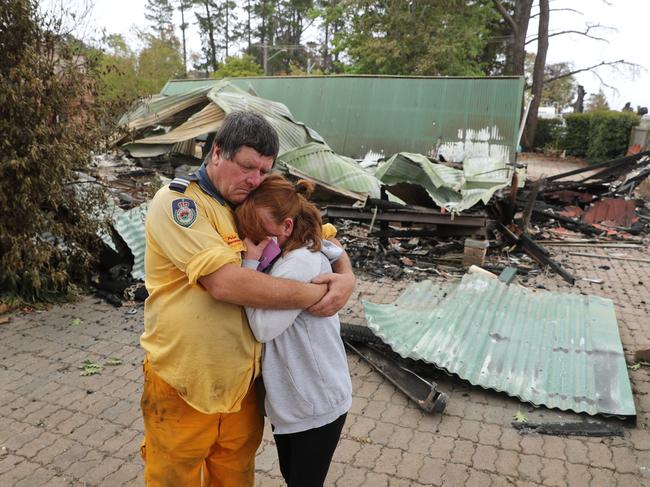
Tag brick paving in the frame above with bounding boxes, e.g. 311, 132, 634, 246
1, 242, 649, 486
1, 149, 649, 486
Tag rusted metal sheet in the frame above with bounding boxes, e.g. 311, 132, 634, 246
363, 273, 636, 417
582, 198, 637, 227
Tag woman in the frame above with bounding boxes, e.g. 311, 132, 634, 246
235, 174, 352, 487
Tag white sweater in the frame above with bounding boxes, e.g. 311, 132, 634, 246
243, 246, 352, 434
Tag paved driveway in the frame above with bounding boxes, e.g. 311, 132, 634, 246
1, 243, 650, 486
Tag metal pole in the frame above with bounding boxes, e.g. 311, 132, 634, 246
263, 44, 268, 75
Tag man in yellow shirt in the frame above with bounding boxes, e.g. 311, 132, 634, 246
140, 111, 355, 486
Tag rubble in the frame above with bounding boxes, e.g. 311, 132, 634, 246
80, 82, 650, 415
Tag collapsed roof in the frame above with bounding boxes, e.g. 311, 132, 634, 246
117, 75, 525, 213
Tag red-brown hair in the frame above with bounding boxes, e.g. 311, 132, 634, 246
235, 174, 322, 254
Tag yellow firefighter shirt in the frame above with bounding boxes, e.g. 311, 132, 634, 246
141, 176, 338, 415
141, 180, 261, 414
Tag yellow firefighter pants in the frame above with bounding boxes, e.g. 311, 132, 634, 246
140, 358, 264, 487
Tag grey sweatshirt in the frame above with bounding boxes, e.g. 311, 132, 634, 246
243, 245, 352, 434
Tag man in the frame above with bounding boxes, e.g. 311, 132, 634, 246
140, 111, 355, 486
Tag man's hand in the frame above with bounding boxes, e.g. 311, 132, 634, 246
308, 271, 355, 317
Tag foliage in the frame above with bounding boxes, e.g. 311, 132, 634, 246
533, 118, 565, 151
585, 89, 610, 112
0, 0, 107, 302
629, 361, 650, 371
562, 113, 591, 157
562, 111, 640, 162
586, 111, 639, 162
329, 0, 500, 76
96, 34, 142, 118
513, 410, 528, 423
137, 37, 185, 94
525, 55, 576, 110
145, 0, 176, 40
70, 317, 83, 326
212, 54, 263, 78
80, 360, 104, 376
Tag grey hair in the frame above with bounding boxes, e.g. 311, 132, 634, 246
213, 111, 279, 160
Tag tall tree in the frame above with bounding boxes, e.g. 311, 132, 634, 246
525, 54, 576, 111
97, 34, 141, 109
492, 0, 637, 149
177, 0, 192, 76
585, 89, 609, 112
329, 0, 498, 76
138, 37, 185, 92
194, 0, 219, 72
145, 0, 176, 41
220, 0, 238, 59
315, 0, 345, 72
524, 0, 548, 149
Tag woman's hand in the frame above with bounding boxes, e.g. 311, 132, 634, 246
243, 237, 271, 261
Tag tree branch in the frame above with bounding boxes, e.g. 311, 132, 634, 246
530, 7, 582, 19
525, 23, 615, 45
492, 0, 518, 34
524, 60, 640, 89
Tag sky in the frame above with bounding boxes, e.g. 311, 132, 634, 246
57, 0, 650, 111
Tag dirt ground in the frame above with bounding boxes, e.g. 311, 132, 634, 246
1, 156, 649, 486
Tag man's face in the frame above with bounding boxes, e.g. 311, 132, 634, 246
210, 145, 274, 205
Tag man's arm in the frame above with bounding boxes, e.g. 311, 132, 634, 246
198, 263, 327, 309
308, 238, 356, 317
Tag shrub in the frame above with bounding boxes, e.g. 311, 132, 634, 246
561, 111, 640, 162
586, 111, 640, 162
0, 0, 107, 302
533, 118, 564, 151
562, 113, 590, 157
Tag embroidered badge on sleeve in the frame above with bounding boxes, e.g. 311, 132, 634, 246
171, 198, 198, 227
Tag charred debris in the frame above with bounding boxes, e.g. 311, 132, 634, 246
92, 148, 650, 308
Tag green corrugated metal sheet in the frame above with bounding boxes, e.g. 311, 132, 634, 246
119, 86, 211, 130
363, 273, 636, 417
162, 76, 524, 162
277, 143, 380, 197
374, 152, 507, 213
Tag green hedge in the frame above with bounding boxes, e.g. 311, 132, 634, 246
534, 118, 564, 150
562, 111, 640, 162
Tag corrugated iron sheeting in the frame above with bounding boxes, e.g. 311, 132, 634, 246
277, 143, 381, 198
161, 76, 524, 162
119, 86, 212, 131
111, 203, 148, 280
582, 198, 637, 227
363, 274, 635, 417
375, 152, 509, 213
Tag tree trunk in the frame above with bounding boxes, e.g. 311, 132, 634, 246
225, 1, 229, 59
179, 2, 187, 76
246, 0, 251, 51
511, 0, 533, 75
492, 0, 533, 75
573, 85, 585, 113
205, 3, 217, 71
522, 0, 549, 149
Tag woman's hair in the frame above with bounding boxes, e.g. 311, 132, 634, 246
235, 174, 322, 254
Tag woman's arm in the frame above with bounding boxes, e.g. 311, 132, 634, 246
245, 249, 322, 342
